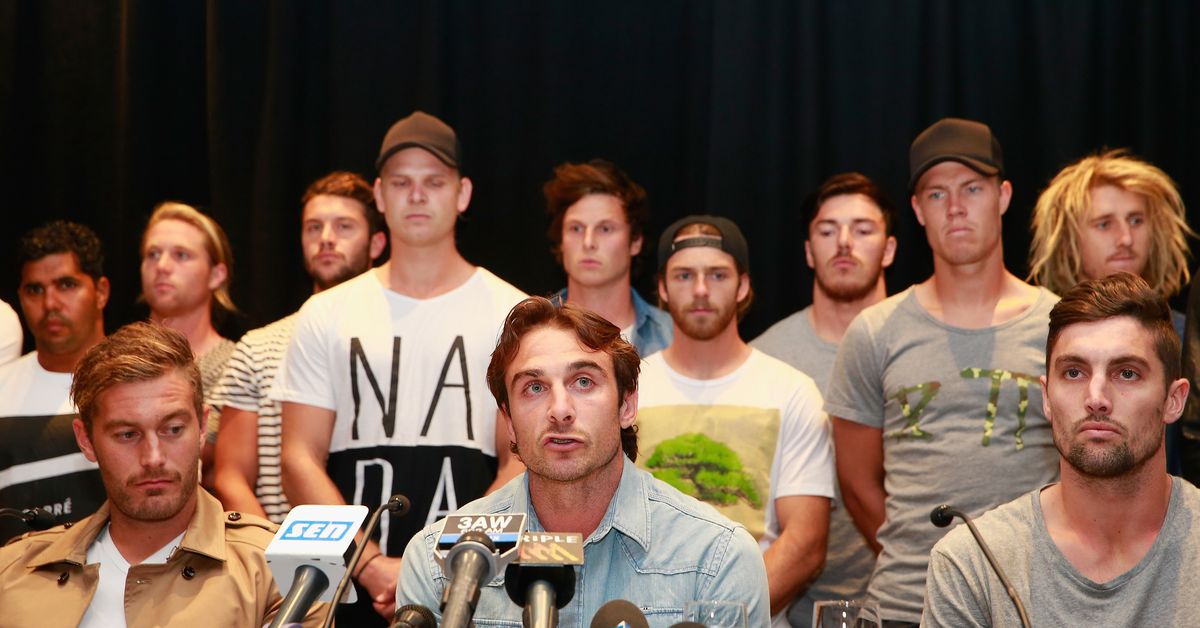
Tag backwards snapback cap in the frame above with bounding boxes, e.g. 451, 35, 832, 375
657, 215, 750, 273
908, 117, 1004, 190
376, 111, 462, 172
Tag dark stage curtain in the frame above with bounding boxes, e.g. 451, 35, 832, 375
2, 0, 1197, 342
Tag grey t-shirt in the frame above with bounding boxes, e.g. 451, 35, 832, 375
824, 287, 1061, 623
753, 306, 875, 627
924, 476, 1200, 627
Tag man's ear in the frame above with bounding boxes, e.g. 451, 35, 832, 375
73, 418, 97, 463
1040, 375, 1053, 424
207, 263, 229, 291
457, 177, 474, 214
368, 231, 387, 262
1163, 378, 1190, 425
882, 235, 897, 268
619, 389, 638, 429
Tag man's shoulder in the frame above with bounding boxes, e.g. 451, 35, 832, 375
637, 466, 743, 538
239, 313, 300, 348
473, 267, 528, 304
220, 511, 279, 550
752, 307, 813, 346
746, 348, 818, 390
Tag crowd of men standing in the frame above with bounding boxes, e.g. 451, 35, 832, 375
0, 111, 1197, 627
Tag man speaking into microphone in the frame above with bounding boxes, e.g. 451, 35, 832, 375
397, 297, 769, 626
924, 274, 1200, 626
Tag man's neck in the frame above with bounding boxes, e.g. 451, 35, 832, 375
378, 239, 475, 299
108, 494, 197, 566
1041, 456, 1173, 582
36, 330, 104, 373
809, 280, 887, 343
151, 308, 221, 356
564, 277, 636, 329
915, 248, 1036, 328
528, 455, 624, 539
660, 323, 751, 380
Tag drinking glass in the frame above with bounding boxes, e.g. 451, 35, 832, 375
683, 600, 748, 628
812, 600, 881, 628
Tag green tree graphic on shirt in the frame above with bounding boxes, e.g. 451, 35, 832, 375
646, 433, 763, 508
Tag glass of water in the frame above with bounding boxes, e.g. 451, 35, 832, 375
812, 600, 881, 628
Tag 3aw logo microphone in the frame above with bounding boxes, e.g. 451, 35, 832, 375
279, 520, 356, 542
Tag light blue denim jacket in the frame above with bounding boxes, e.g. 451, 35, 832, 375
397, 459, 770, 627
551, 288, 674, 357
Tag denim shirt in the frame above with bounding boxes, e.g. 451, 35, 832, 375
397, 459, 770, 628
551, 288, 674, 357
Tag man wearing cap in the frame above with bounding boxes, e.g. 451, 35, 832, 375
279, 111, 526, 625
824, 118, 1059, 626
635, 215, 834, 626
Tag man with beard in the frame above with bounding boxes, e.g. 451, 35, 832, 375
826, 118, 1060, 626
636, 215, 834, 626
0, 221, 109, 544
0, 322, 323, 627
211, 171, 386, 522
924, 273, 1200, 627
752, 172, 896, 626
397, 297, 769, 626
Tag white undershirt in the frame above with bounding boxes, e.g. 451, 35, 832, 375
619, 323, 634, 344
78, 524, 185, 628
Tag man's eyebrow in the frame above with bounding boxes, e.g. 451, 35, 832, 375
510, 368, 544, 387
567, 360, 605, 373
1052, 354, 1152, 369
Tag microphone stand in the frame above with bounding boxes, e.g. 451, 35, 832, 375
321, 494, 413, 628
931, 504, 1031, 628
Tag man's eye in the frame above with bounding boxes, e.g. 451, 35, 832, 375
1117, 369, 1138, 380
928, 191, 944, 201
116, 431, 138, 441
1129, 215, 1145, 226
576, 376, 593, 389
22, 285, 43, 296
1064, 368, 1083, 379
527, 382, 545, 394
174, 250, 190, 261
1095, 220, 1110, 230
57, 278, 79, 290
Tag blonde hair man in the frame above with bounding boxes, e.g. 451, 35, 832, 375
1028, 149, 1192, 304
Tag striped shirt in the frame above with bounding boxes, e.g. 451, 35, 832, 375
210, 315, 296, 522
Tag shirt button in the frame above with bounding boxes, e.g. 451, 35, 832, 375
58, 572, 69, 585
182, 565, 196, 579
135, 579, 147, 585
63, 522, 74, 529
228, 512, 242, 522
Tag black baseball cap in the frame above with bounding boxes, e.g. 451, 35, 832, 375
376, 111, 462, 172
657, 215, 750, 273
908, 118, 1004, 190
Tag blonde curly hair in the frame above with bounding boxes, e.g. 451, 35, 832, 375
1028, 149, 1193, 297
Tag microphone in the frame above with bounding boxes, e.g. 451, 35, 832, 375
668, 623, 706, 628
0, 507, 58, 530
589, 599, 649, 628
391, 603, 437, 628
322, 494, 412, 628
434, 513, 528, 628
930, 505, 1031, 628
441, 531, 498, 628
504, 532, 584, 628
265, 504, 370, 628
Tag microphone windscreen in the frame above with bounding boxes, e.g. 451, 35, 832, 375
392, 603, 437, 628
669, 623, 707, 628
590, 600, 649, 628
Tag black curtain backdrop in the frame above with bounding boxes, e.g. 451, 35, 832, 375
2, 1, 1197, 347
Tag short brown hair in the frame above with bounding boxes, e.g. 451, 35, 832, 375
487, 297, 641, 461
301, 170, 386, 235
142, 202, 238, 314
1029, 149, 1193, 297
72, 322, 202, 433
1047, 272, 1180, 386
543, 159, 649, 266
802, 172, 896, 236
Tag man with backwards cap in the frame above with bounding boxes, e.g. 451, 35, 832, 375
635, 215, 834, 627
278, 111, 526, 625
823, 118, 1060, 626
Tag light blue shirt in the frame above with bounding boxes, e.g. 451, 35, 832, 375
397, 458, 770, 627
552, 288, 674, 357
